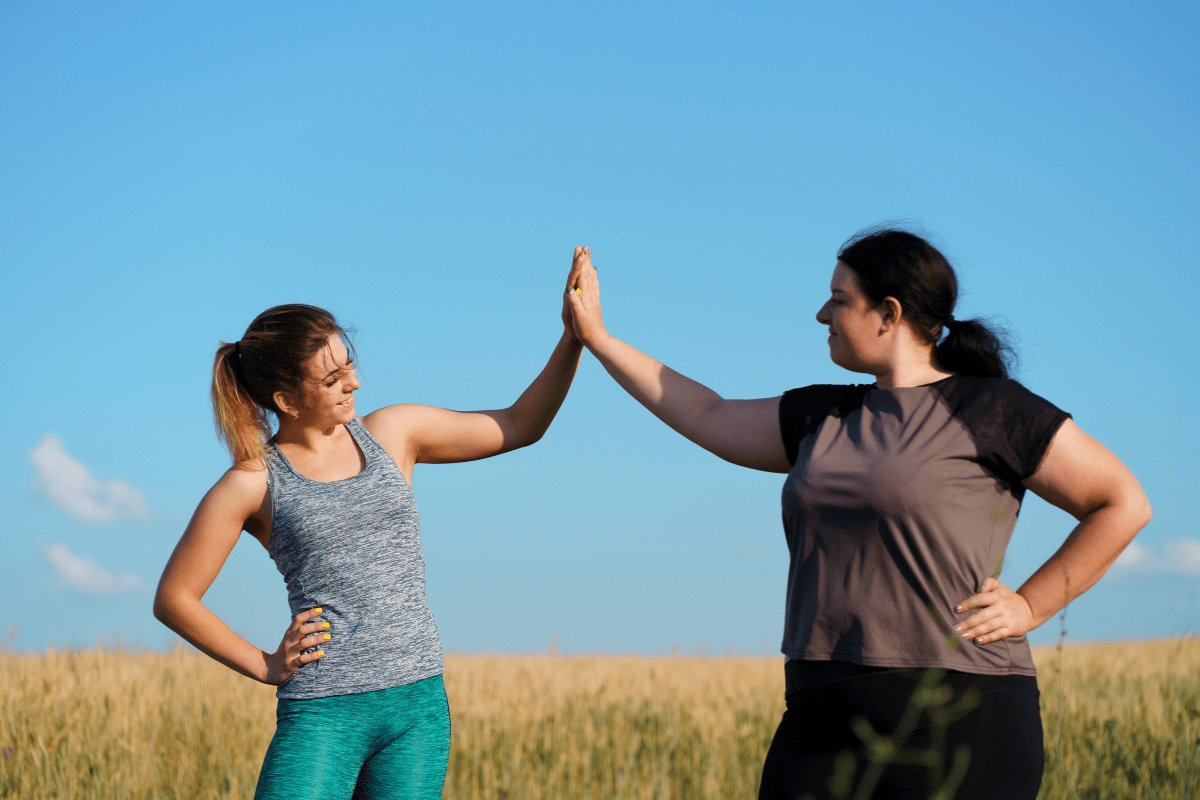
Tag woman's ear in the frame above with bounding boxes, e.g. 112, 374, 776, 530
274, 391, 301, 420
878, 297, 903, 333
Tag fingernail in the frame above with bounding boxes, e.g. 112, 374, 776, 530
954, 625, 961, 632
575, 288, 581, 295
322, 622, 329, 629
973, 638, 983, 644
954, 605, 962, 613
317, 650, 325, 656
323, 634, 331, 640
314, 608, 323, 614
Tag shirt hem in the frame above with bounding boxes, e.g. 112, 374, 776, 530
276, 663, 446, 701
781, 650, 1038, 678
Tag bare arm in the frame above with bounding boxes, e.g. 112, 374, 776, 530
367, 331, 583, 470
564, 249, 791, 473
152, 467, 328, 684
954, 419, 1152, 644
366, 251, 586, 473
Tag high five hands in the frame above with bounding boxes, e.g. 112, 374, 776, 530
559, 244, 1040, 650
564, 246, 607, 347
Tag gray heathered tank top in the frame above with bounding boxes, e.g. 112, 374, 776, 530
265, 418, 444, 700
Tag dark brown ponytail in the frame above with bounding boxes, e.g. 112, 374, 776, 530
837, 227, 1014, 379
211, 305, 356, 464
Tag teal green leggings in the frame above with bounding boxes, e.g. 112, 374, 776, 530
254, 674, 450, 800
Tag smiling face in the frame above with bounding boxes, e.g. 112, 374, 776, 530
289, 333, 360, 427
815, 261, 889, 374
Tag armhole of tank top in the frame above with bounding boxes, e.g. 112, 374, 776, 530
263, 450, 277, 552
344, 417, 377, 473
352, 416, 395, 468
355, 416, 415, 494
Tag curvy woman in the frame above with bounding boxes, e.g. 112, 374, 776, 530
562, 230, 1150, 799
154, 249, 588, 799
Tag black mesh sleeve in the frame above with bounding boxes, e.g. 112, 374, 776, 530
936, 377, 1072, 484
779, 384, 869, 467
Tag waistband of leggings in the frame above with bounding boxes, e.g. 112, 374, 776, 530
785, 658, 1039, 694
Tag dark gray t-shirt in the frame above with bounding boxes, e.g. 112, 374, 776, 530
778, 376, 1070, 676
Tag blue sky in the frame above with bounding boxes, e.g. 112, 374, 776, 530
3, 1, 1197, 655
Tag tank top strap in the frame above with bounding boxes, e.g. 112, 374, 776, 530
346, 417, 393, 469
262, 440, 281, 492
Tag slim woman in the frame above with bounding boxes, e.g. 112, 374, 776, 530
154, 249, 587, 799
563, 231, 1150, 799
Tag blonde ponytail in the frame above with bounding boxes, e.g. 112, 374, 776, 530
212, 342, 273, 465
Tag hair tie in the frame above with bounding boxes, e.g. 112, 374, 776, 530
231, 341, 251, 390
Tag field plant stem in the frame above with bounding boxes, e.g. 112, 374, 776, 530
1184, 725, 1198, 800
848, 668, 975, 800
1052, 568, 1081, 800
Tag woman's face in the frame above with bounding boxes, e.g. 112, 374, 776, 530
815, 262, 888, 374
296, 333, 360, 426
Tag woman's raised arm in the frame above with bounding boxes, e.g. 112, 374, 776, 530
565, 249, 791, 474
364, 249, 586, 473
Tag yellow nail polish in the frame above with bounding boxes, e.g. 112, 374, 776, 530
323, 634, 331, 640
575, 288, 581, 295
322, 622, 330, 629
317, 650, 325, 656
314, 608, 323, 614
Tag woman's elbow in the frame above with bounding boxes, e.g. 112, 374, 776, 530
1114, 485, 1152, 535
498, 408, 545, 452
152, 584, 183, 626
508, 415, 550, 451
522, 426, 549, 448
152, 590, 170, 624
1133, 494, 1153, 530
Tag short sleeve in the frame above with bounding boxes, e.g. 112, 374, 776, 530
779, 384, 870, 467
937, 378, 1072, 484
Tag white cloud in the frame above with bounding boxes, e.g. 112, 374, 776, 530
1112, 540, 1149, 570
1164, 539, 1200, 575
1112, 538, 1200, 577
42, 542, 145, 595
29, 434, 150, 523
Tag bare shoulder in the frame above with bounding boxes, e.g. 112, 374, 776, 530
208, 457, 270, 511
363, 405, 418, 446
361, 405, 437, 466
363, 404, 418, 430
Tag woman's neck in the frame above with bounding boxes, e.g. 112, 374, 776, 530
274, 418, 348, 453
872, 345, 953, 389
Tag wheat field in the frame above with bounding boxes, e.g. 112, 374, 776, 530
1, 638, 1195, 799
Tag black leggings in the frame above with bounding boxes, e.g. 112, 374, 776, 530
759, 661, 1043, 800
